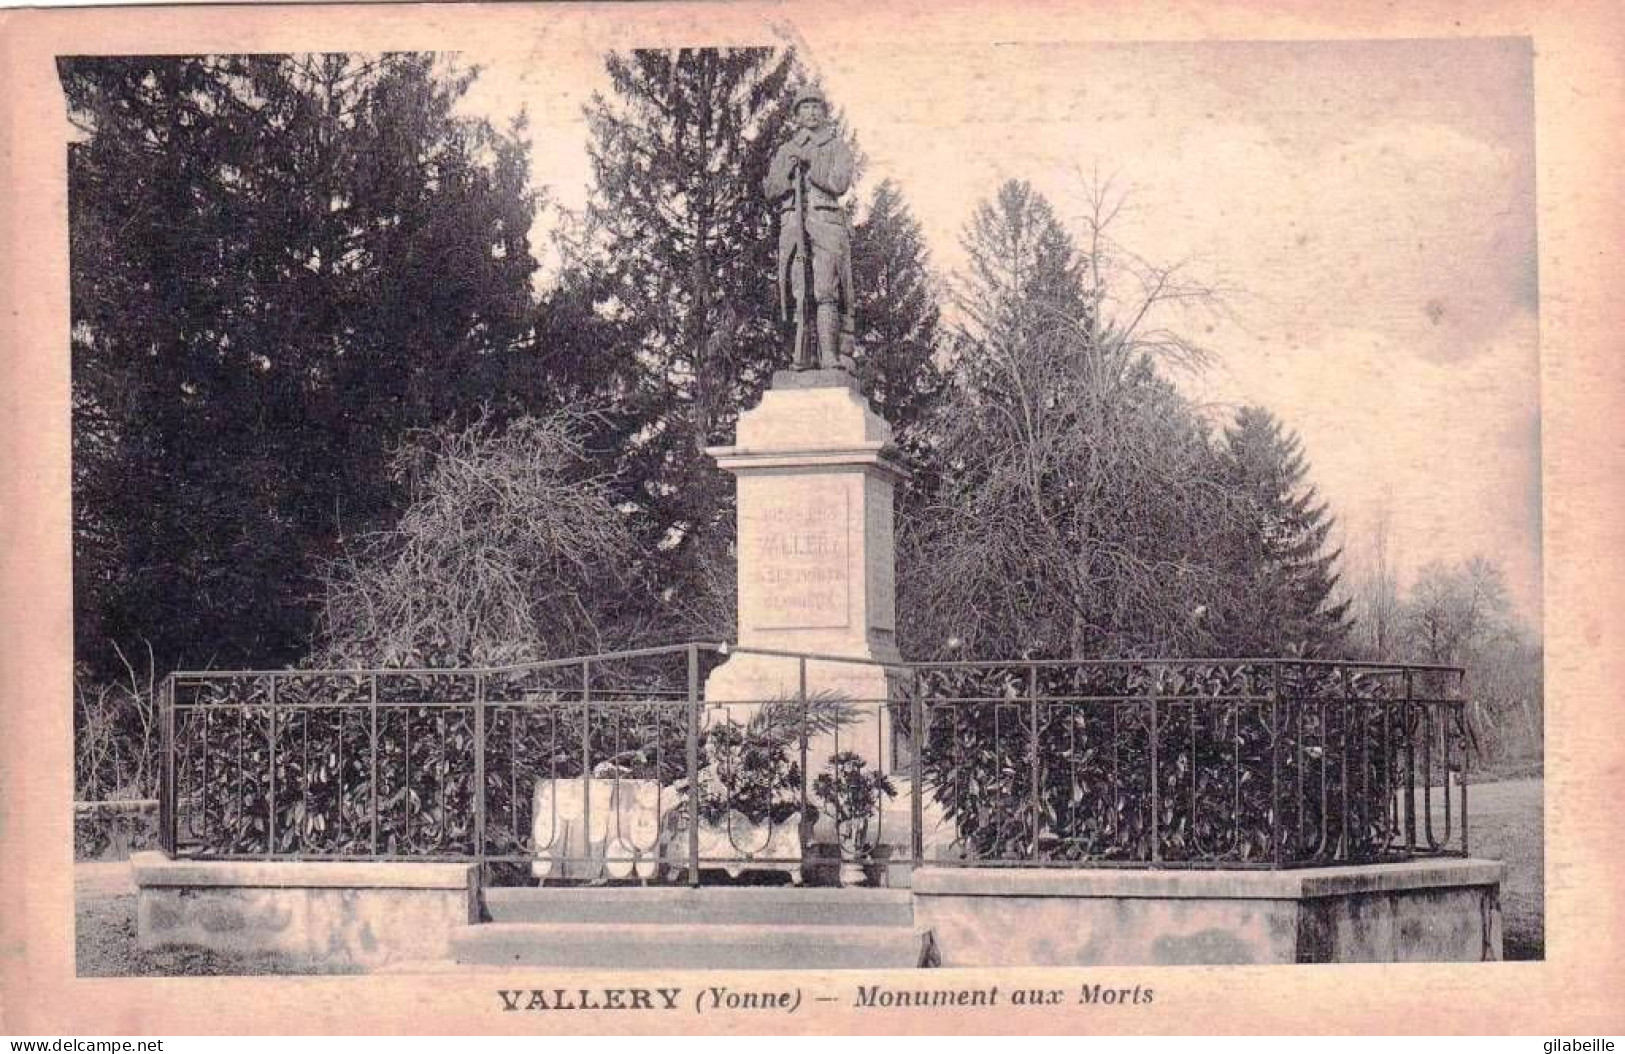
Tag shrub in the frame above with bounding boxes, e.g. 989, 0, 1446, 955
812, 751, 897, 853
912, 661, 1462, 865
74, 646, 161, 801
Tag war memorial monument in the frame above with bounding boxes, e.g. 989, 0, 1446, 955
125, 83, 1507, 974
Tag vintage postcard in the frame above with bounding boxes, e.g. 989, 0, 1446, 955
1, 0, 1621, 1036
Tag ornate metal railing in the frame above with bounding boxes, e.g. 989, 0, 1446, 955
158, 645, 1468, 878
905, 658, 1469, 869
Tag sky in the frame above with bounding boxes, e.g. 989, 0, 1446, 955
459, 34, 1541, 627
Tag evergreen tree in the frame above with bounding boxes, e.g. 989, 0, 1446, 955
574, 48, 823, 635
581, 49, 798, 444
848, 179, 947, 505
954, 179, 1092, 384
1212, 406, 1352, 656
64, 54, 542, 676
577, 50, 955, 639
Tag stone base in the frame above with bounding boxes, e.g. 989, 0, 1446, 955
770, 367, 862, 391
706, 650, 901, 848
873, 778, 961, 886
705, 648, 900, 767
131, 852, 479, 969
128, 852, 1507, 971
911, 859, 1505, 966
704, 648, 900, 704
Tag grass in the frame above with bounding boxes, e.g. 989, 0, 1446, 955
1466, 755, 1544, 785
76, 893, 360, 977
1453, 775, 1543, 960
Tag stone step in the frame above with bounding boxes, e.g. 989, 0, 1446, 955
450, 921, 927, 970
483, 886, 914, 928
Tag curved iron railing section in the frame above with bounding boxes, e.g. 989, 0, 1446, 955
158, 646, 1468, 877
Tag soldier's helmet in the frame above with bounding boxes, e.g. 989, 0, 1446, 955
792, 85, 828, 111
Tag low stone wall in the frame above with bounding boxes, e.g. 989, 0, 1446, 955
128, 852, 1504, 970
74, 800, 160, 861
911, 859, 1505, 966
131, 852, 480, 969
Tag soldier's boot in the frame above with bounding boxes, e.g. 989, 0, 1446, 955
839, 312, 859, 371
816, 303, 841, 370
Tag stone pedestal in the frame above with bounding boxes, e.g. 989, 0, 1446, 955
704, 369, 909, 795
911, 860, 1507, 965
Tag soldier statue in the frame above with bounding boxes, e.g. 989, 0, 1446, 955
764, 86, 857, 371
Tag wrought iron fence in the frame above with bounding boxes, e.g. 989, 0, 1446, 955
905, 658, 1469, 869
158, 645, 1468, 878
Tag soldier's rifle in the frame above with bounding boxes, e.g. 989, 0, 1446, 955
794, 155, 817, 368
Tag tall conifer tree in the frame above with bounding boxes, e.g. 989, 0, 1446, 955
577, 49, 947, 639
1212, 406, 1352, 656
574, 49, 799, 634
579, 49, 963, 639
849, 179, 947, 502
64, 54, 541, 676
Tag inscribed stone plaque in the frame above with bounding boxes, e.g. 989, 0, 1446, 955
747, 483, 850, 630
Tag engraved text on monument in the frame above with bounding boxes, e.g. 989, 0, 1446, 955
746, 486, 850, 630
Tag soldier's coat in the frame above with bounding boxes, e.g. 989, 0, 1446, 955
764, 122, 856, 327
